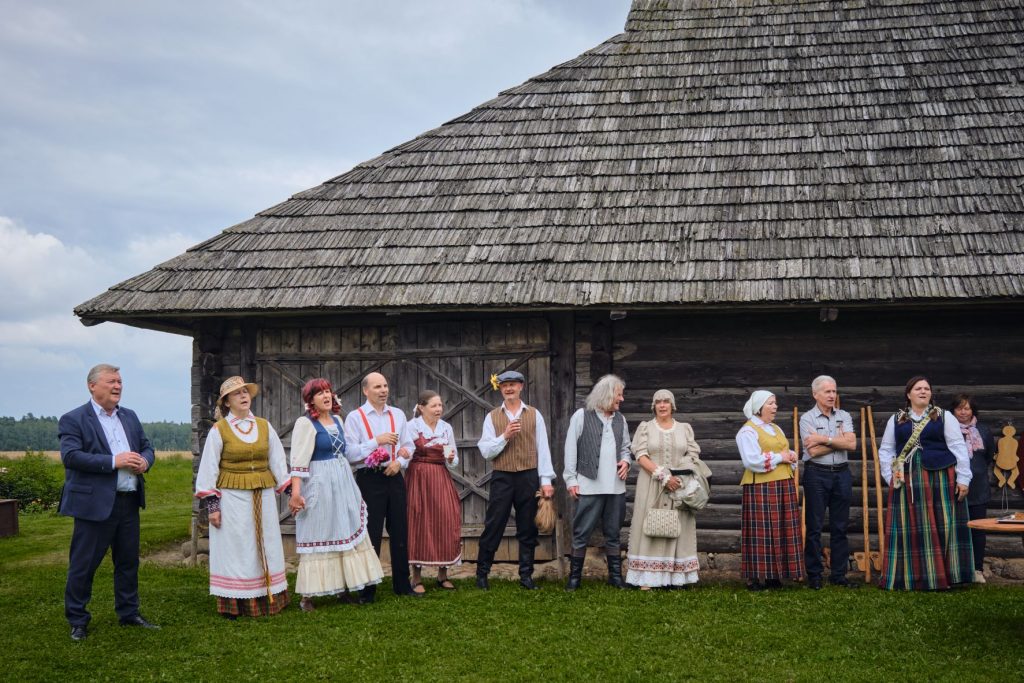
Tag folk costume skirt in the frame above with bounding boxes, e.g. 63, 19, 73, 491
406, 458, 462, 567
209, 487, 289, 616
740, 479, 804, 580
294, 459, 383, 596
626, 469, 699, 587
881, 462, 973, 591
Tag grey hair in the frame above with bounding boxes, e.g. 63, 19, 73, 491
586, 374, 625, 412
811, 375, 837, 393
87, 364, 120, 384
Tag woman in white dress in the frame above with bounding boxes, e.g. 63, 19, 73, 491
625, 389, 711, 589
195, 376, 290, 618
289, 378, 383, 611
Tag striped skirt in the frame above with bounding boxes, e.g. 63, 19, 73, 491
406, 459, 462, 566
741, 479, 804, 580
880, 463, 973, 591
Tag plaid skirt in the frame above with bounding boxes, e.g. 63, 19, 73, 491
216, 590, 290, 617
880, 463, 973, 591
741, 479, 804, 580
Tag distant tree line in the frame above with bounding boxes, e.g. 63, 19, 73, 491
0, 414, 191, 451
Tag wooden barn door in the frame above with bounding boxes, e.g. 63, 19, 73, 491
254, 317, 554, 561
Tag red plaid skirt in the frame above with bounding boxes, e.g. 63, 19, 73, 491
741, 479, 804, 580
216, 590, 290, 617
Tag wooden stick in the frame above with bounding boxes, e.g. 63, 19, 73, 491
861, 407, 870, 583
868, 406, 885, 567
792, 406, 805, 543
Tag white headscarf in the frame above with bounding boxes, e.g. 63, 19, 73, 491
650, 389, 676, 413
743, 390, 774, 420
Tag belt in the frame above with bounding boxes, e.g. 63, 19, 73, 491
116, 490, 138, 496
804, 461, 849, 472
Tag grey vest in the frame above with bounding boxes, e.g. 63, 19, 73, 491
576, 410, 627, 480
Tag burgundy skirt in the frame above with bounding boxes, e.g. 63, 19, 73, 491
406, 459, 462, 566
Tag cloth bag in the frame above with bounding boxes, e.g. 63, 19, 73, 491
642, 488, 681, 539
670, 468, 710, 511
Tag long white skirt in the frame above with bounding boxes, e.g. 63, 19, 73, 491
295, 458, 382, 596
209, 487, 288, 599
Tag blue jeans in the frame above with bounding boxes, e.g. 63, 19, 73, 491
802, 464, 852, 581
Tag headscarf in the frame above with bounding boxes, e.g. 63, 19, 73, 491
743, 390, 774, 420
651, 389, 676, 413
959, 415, 984, 453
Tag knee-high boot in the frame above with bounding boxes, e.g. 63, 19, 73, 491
518, 545, 539, 590
565, 553, 585, 591
606, 553, 626, 589
475, 548, 494, 590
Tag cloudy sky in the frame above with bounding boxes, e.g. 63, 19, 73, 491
0, 1, 628, 422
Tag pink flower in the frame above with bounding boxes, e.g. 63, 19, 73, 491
365, 447, 391, 470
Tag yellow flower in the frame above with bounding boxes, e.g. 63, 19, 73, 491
489, 373, 500, 391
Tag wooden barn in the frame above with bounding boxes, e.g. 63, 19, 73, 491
76, 0, 1024, 564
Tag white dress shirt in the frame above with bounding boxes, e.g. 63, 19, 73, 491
477, 402, 556, 486
343, 401, 415, 470
735, 417, 792, 473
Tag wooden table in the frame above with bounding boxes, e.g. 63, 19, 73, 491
968, 518, 1024, 534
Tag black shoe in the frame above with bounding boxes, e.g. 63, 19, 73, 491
119, 615, 160, 629
70, 625, 87, 641
830, 578, 860, 589
765, 579, 783, 589
220, 613, 237, 620
357, 593, 375, 605
747, 580, 767, 592
400, 589, 425, 598
475, 575, 489, 591
808, 577, 823, 590
519, 576, 540, 590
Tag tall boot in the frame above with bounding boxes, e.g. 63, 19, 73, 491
606, 553, 626, 589
564, 553, 585, 592
518, 545, 539, 590
475, 548, 493, 591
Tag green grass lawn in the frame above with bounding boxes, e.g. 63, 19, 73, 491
1, 457, 1022, 682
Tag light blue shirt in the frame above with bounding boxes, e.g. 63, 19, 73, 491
91, 399, 137, 492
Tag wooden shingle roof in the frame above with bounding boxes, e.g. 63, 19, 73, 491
77, 0, 1024, 323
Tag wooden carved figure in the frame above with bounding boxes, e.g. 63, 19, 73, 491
994, 425, 1019, 489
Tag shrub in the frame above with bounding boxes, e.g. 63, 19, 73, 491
0, 452, 63, 512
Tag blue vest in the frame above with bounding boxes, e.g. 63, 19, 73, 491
894, 411, 956, 471
309, 416, 345, 461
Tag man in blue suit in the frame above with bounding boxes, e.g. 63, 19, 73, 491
59, 363, 159, 641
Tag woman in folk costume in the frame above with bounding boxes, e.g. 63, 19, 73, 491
195, 377, 290, 618
288, 378, 383, 611
626, 389, 711, 589
878, 376, 973, 590
406, 390, 462, 593
948, 393, 996, 584
735, 389, 803, 590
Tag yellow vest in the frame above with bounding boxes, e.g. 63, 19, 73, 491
215, 418, 277, 490
740, 420, 794, 485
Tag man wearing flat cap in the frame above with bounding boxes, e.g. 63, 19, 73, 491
475, 370, 556, 589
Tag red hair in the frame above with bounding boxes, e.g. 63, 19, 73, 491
302, 378, 341, 418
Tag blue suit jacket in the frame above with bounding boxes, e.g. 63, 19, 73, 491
58, 402, 155, 521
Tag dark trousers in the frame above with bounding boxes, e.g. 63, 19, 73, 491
968, 503, 987, 571
479, 470, 540, 556
356, 468, 411, 595
802, 464, 852, 581
570, 493, 626, 555
65, 492, 141, 627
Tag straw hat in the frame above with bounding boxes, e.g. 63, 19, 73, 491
218, 376, 259, 401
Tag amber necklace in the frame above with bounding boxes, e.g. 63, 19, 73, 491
231, 413, 255, 435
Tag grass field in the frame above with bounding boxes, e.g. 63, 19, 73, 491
1, 457, 1022, 682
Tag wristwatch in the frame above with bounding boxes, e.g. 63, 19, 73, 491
826, 437, 833, 447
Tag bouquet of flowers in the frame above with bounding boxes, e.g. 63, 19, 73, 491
365, 447, 391, 471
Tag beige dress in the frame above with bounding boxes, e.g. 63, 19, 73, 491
626, 419, 710, 587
